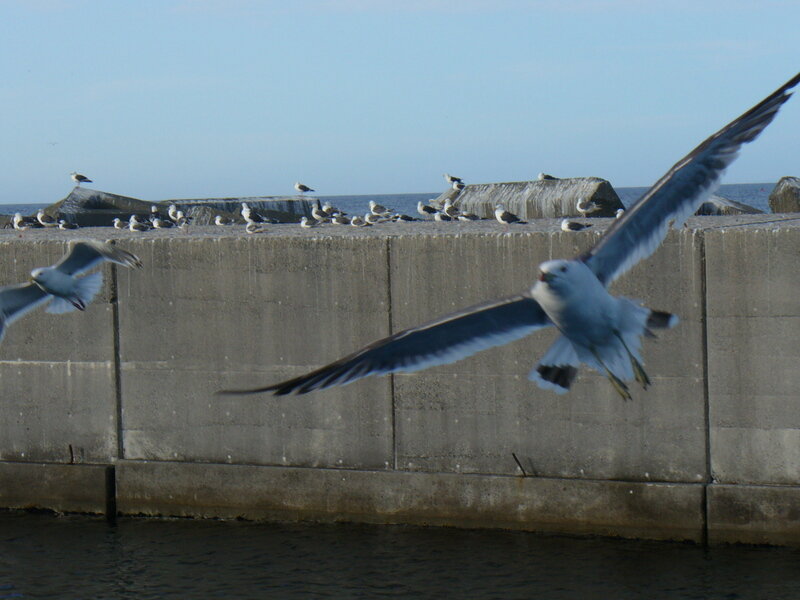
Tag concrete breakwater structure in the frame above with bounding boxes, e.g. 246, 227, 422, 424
0, 215, 798, 546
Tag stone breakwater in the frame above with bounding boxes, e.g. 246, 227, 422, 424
0, 215, 798, 546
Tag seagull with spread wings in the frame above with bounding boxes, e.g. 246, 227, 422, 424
0, 240, 142, 342
220, 73, 799, 399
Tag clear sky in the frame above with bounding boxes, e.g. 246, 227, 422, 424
1, 0, 798, 203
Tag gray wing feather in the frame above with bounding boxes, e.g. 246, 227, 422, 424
583, 72, 800, 286
0, 283, 51, 342
219, 294, 551, 395
55, 241, 143, 276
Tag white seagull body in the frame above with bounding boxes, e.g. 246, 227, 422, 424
112, 218, 124, 229
576, 197, 600, 217
417, 201, 437, 217
561, 219, 592, 232
219, 73, 800, 398
369, 200, 392, 217
444, 173, 463, 185
70, 172, 92, 186
0, 241, 141, 342
12, 213, 27, 231
295, 182, 314, 194
37, 210, 57, 228
494, 204, 525, 226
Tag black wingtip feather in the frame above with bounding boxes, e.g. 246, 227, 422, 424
536, 365, 578, 390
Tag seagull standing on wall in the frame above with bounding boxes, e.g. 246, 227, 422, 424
219, 73, 800, 399
444, 173, 463, 185
70, 172, 92, 186
295, 182, 314, 194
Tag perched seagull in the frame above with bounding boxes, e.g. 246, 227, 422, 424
215, 215, 234, 226
70, 172, 92, 186
434, 211, 452, 222
458, 212, 480, 221
538, 172, 558, 181
369, 200, 392, 217
37, 210, 57, 228
452, 181, 465, 192
332, 214, 350, 225
364, 213, 385, 225
12, 213, 28, 231
350, 215, 370, 227
392, 213, 416, 222
0, 240, 141, 341
443, 200, 460, 219
444, 173, 463, 185
417, 200, 438, 218
295, 182, 314, 194
615, 208, 626, 219
300, 216, 318, 229
576, 197, 601, 217
57, 219, 78, 230
322, 202, 337, 217
112, 218, 125, 230
218, 72, 800, 399
561, 219, 592, 232
241, 202, 264, 223
152, 215, 173, 229
245, 221, 267, 234
494, 204, 526, 227
312, 201, 329, 223
128, 215, 149, 232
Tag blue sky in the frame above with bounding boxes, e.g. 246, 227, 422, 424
1, 0, 798, 203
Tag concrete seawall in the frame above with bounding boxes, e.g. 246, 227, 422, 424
0, 215, 798, 546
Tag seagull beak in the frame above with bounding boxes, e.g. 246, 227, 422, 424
539, 271, 553, 283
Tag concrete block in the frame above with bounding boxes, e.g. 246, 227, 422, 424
117, 460, 704, 543
706, 224, 800, 484
708, 483, 800, 546
116, 236, 393, 468
0, 461, 111, 514
390, 227, 707, 482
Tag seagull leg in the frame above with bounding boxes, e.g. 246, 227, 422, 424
589, 346, 632, 401
614, 331, 651, 389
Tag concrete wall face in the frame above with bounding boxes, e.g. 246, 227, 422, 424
116, 236, 393, 469
0, 218, 797, 546
705, 225, 800, 485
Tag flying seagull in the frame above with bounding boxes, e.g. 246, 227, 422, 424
70, 172, 92, 186
0, 241, 142, 342
219, 73, 800, 399
295, 182, 314, 194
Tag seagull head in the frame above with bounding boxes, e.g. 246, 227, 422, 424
535, 259, 588, 292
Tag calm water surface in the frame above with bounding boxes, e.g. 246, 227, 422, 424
1, 511, 800, 599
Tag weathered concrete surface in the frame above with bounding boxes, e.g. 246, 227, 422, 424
116, 236, 393, 469
696, 194, 763, 215
116, 460, 705, 542
768, 176, 800, 213
390, 227, 706, 482
433, 178, 623, 219
705, 221, 800, 485
0, 461, 111, 514
708, 484, 800, 546
0, 239, 118, 463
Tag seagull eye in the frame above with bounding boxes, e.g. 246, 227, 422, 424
560, 266, 567, 273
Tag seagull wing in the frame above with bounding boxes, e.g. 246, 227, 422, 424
54, 241, 143, 276
582, 72, 800, 287
219, 293, 551, 395
0, 283, 51, 341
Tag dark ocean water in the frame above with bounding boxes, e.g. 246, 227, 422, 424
1, 511, 800, 599
0, 183, 775, 219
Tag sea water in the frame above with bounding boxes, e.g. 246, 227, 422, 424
1, 511, 799, 599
